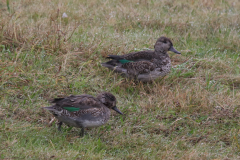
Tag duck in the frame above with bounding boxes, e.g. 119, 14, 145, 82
101, 36, 181, 82
43, 92, 123, 136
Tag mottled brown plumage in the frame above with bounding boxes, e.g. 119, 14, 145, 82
43, 92, 123, 136
101, 36, 181, 82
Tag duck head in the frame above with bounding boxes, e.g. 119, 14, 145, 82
154, 36, 181, 54
97, 92, 123, 115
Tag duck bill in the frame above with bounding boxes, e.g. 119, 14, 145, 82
169, 46, 181, 54
112, 106, 123, 115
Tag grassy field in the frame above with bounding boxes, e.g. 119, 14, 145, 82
1, 0, 240, 159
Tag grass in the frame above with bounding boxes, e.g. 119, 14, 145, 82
1, 0, 240, 159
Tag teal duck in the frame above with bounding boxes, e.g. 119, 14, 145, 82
43, 92, 123, 136
101, 36, 181, 82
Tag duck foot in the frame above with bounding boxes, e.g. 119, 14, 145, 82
58, 121, 63, 131
79, 128, 84, 137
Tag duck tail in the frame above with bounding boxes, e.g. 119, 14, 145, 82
42, 106, 55, 111
101, 61, 116, 70
106, 55, 122, 60
50, 98, 65, 103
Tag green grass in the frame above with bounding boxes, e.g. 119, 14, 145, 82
1, 0, 240, 159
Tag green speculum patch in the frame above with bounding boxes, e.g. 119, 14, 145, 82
119, 59, 134, 64
63, 107, 80, 112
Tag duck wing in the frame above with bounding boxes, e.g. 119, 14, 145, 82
107, 50, 154, 62
50, 95, 102, 112
102, 50, 155, 70
122, 61, 156, 75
